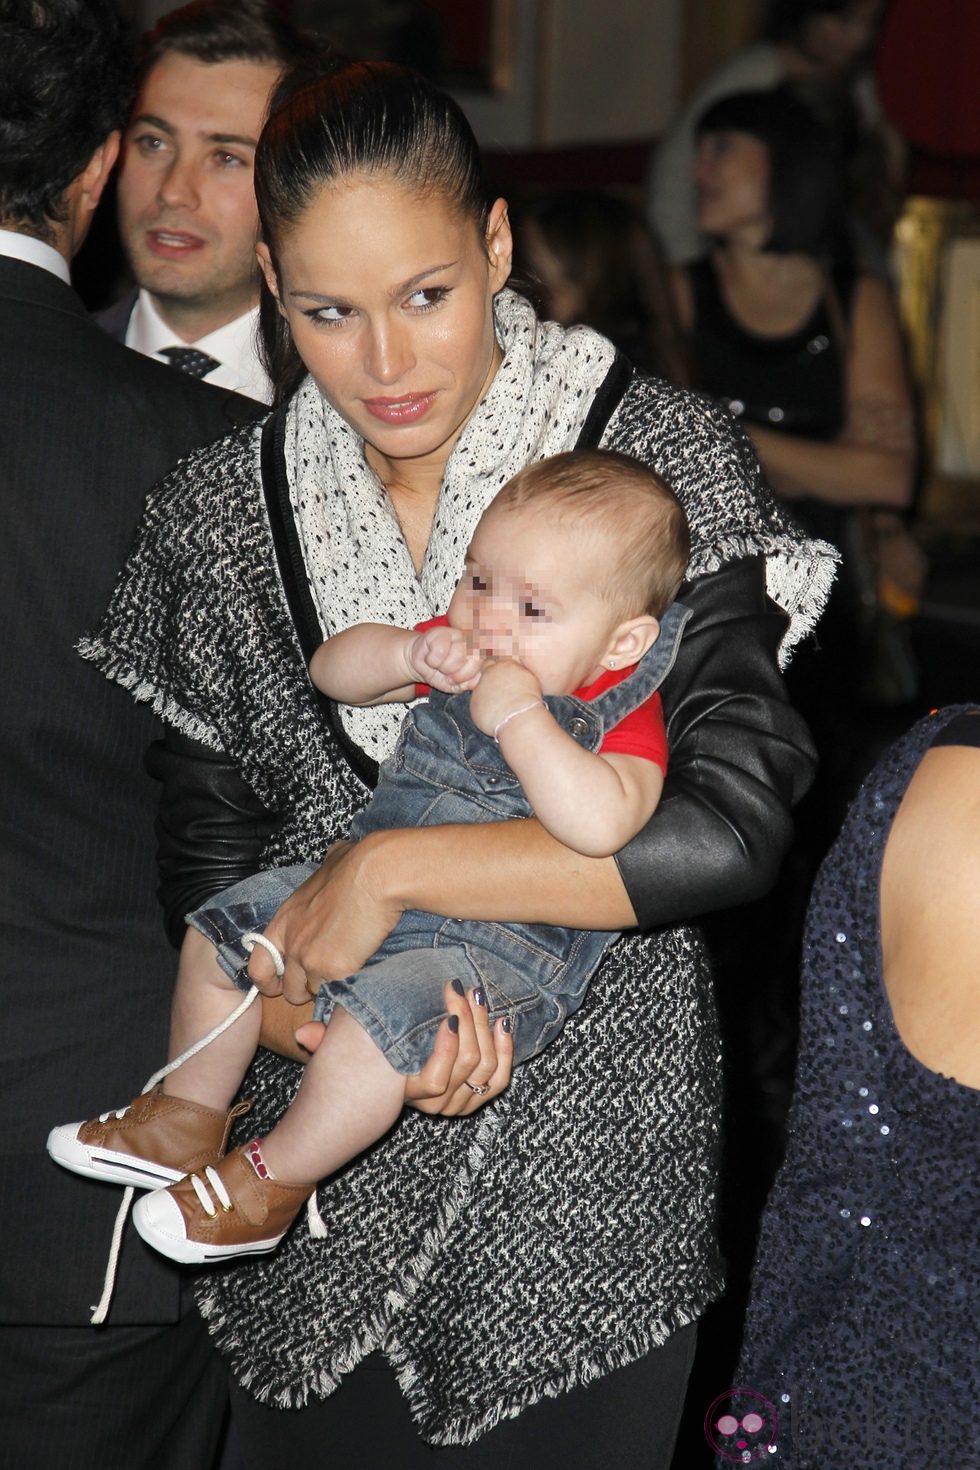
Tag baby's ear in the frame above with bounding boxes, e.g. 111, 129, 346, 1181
602, 614, 660, 671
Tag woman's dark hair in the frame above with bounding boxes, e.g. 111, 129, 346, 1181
517, 190, 691, 384
0, 0, 133, 241
764, 0, 877, 42
255, 60, 491, 405
696, 87, 851, 261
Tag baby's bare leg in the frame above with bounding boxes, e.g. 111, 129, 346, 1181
162, 926, 261, 1110
259, 1007, 406, 1186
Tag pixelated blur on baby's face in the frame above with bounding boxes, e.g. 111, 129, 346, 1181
446, 502, 623, 695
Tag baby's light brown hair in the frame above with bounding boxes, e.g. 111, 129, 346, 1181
492, 449, 690, 619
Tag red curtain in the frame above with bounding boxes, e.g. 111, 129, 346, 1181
877, 0, 980, 157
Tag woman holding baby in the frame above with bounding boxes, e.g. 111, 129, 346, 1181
85, 58, 829, 1470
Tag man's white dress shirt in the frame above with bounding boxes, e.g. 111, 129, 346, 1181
0, 227, 71, 283
126, 288, 272, 403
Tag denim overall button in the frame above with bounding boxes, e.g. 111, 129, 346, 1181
569, 717, 589, 737
486, 774, 501, 787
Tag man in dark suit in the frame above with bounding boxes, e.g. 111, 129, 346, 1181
0, 3, 263, 1466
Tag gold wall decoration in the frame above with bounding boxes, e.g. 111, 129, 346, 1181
892, 197, 980, 525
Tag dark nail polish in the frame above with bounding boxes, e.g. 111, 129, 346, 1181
472, 987, 486, 1007
501, 1016, 512, 1034
451, 978, 465, 997
448, 1014, 459, 1034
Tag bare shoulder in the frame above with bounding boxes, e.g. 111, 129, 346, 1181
881, 721, 980, 1088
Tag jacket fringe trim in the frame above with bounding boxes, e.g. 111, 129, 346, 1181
76, 637, 224, 750
393, 1300, 710, 1446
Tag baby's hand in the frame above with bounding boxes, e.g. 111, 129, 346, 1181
469, 658, 545, 738
408, 626, 482, 693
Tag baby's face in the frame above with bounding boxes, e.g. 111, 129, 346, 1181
446, 502, 623, 694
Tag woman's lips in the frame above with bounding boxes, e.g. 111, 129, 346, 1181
362, 392, 437, 425
146, 229, 206, 258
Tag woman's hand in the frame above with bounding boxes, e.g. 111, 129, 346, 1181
249, 816, 637, 1003
246, 838, 401, 1002
245, 835, 522, 1116
404, 981, 514, 1115
259, 981, 514, 1114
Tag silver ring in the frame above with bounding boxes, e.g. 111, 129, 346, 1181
241, 931, 286, 980
464, 1081, 491, 1096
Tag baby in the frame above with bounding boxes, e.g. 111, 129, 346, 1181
49, 449, 690, 1267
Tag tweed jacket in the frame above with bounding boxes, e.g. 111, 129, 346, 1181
81, 326, 828, 1440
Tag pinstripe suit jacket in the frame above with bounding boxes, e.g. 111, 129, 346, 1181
0, 255, 263, 1325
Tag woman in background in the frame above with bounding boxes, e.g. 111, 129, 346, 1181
671, 90, 916, 1309
516, 189, 691, 383
718, 705, 980, 1468
673, 86, 915, 767
648, 0, 898, 271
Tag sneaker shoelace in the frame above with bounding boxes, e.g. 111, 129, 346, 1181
92, 931, 319, 1320
90, 983, 260, 1323
189, 1165, 234, 1217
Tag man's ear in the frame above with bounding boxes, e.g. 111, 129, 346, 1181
255, 241, 287, 317
63, 131, 121, 256
602, 614, 660, 672
79, 132, 120, 213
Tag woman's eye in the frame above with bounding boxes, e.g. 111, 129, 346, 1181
470, 574, 488, 593
406, 286, 449, 311
306, 304, 353, 327
522, 601, 544, 619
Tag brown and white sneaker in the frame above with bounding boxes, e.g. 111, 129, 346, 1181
132, 1139, 312, 1265
46, 1088, 252, 1191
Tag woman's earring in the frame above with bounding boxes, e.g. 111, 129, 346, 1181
608, 658, 617, 668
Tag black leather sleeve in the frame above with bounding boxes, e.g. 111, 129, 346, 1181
614, 554, 817, 931
145, 556, 813, 945
144, 732, 278, 948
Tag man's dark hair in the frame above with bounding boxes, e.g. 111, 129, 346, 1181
138, 0, 308, 82
0, 0, 133, 241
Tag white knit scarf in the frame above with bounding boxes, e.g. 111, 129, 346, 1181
284, 289, 615, 764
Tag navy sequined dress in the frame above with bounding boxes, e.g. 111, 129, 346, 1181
719, 708, 980, 1468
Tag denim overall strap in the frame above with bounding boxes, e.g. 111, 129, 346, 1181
545, 599, 692, 751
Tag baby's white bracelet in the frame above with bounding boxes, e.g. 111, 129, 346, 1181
493, 699, 545, 743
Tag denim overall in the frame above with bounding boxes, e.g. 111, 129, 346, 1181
189, 602, 690, 1075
